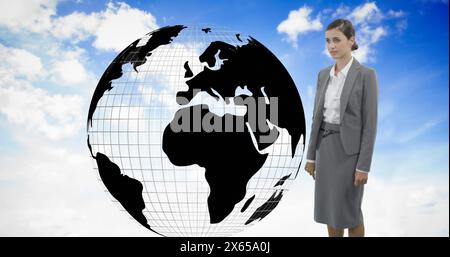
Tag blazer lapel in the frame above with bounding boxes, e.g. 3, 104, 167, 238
314, 72, 331, 122
339, 58, 361, 124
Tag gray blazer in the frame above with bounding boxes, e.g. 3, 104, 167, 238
306, 58, 379, 172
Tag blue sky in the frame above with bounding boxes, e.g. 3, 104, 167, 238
0, 0, 448, 236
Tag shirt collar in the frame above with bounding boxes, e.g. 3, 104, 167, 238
330, 56, 354, 78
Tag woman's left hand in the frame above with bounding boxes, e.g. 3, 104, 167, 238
354, 171, 368, 186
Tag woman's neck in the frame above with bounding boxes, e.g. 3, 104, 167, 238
334, 54, 352, 73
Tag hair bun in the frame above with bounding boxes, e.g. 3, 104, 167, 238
352, 42, 359, 51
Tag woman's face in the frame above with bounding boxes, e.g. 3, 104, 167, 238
325, 28, 354, 59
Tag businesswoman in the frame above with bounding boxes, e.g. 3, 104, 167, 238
304, 19, 379, 237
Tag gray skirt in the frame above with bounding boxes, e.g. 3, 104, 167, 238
314, 121, 364, 229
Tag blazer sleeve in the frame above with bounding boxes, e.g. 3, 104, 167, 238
306, 71, 322, 161
355, 69, 379, 172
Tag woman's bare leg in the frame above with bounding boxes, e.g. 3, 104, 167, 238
348, 224, 365, 237
327, 225, 344, 237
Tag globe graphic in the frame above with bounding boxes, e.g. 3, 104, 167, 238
86, 25, 306, 236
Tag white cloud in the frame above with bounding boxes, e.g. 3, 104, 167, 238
0, 0, 57, 33
0, 44, 84, 141
397, 119, 442, 143
50, 59, 89, 86
51, 11, 101, 43
331, 5, 351, 19
387, 9, 406, 18
351, 44, 372, 63
351, 24, 387, 63
396, 19, 408, 33
0, 39, 89, 140
277, 6, 323, 47
0, 44, 85, 141
0, 142, 153, 236
349, 2, 383, 25
1, 41, 95, 88
52, 2, 158, 52
0, 1, 159, 52
0, 82, 83, 141
0, 0, 159, 143
92, 2, 158, 51
362, 25, 387, 43
54, 59, 87, 83
48, 48, 95, 86
346, 2, 388, 63
0, 44, 44, 81
321, 8, 334, 15
364, 175, 448, 236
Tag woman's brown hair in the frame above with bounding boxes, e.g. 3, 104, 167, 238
327, 19, 359, 51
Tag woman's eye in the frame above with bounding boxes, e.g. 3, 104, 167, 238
326, 38, 340, 43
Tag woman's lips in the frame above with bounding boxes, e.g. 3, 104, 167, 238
330, 51, 337, 54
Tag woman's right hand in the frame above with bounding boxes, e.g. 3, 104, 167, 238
304, 162, 316, 179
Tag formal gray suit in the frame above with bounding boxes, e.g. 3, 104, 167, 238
306, 58, 379, 172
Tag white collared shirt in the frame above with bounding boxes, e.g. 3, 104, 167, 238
323, 56, 353, 125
